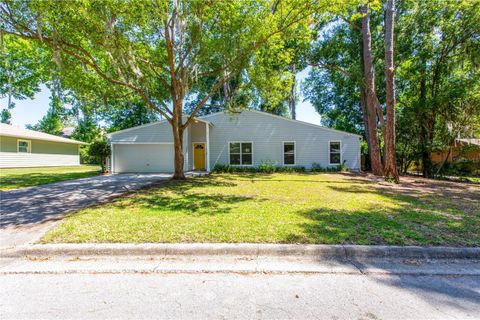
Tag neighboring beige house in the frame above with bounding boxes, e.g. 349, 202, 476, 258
432, 138, 480, 164
0, 123, 87, 168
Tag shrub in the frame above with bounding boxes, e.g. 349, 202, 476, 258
88, 139, 111, 173
258, 160, 277, 173
311, 162, 324, 172
450, 160, 479, 176
276, 165, 306, 173
434, 159, 479, 177
310, 161, 348, 172
79, 146, 95, 164
212, 161, 306, 174
338, 160, 349, 172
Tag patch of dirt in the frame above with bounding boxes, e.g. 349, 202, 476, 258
339, 173, 480, 215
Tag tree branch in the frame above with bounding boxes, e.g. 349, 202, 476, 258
197, 2, 314, 78
310, 62, 355, 79
1, 26, 173, 121
182, 72, 235, 129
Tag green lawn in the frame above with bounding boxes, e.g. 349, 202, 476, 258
0, 165, 101, 191
42, 173, 480, 246
449, 176, 480, 184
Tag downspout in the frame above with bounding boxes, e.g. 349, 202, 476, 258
206, 122, 210, 172
111, 143, 115, 174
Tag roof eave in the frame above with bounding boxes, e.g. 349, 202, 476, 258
0, 132, 88, 145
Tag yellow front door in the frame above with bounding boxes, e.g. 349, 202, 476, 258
193, 143, 206, 170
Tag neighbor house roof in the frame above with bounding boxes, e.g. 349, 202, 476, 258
0, 123, 87, 145
456, 138, 480, 146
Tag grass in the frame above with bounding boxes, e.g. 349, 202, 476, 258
42, 173, 480, 246
0, 165, 101, 191
446, 176, 480, 184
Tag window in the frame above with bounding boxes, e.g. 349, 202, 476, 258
229, 142, 252, 165
329, 141, 341, 164
283, 142, 295, 165
17, 139, 31, 153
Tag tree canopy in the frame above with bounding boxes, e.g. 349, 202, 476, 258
1, 0, 340, 178
304, 0, 480, 177
1, 0, 478, 179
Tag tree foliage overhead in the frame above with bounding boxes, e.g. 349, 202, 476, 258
27, 92, 66, 135
303, 21, 365, 134
1, 0, 346, 178
2, 0, 477, 179
101, 97, 159, 133
0, 33, 50, 122
304, 0, 480, 177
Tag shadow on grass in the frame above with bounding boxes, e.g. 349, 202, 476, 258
131, 193, 256, 215
215, 172, 373, 185
284, 181, 479, 247
109, 177, 259, 216
283, 181, 480, 309
326, 183, 480, 215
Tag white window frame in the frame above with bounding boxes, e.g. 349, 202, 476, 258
228, 141, 254, 166
282, 141, 296, 166
17, 139, 31, 153
329, 140, 342, 165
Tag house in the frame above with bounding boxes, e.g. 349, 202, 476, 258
432, 138, 480, 164
0, 123, 87, 168
107, 110, 362, 173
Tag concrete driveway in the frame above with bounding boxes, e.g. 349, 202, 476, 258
0, 174, 171, 248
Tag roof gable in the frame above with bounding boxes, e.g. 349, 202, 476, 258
106, 117, 211, 137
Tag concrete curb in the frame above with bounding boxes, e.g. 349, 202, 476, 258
1, 243, 479, 259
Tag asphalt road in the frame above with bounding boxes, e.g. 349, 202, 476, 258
1, 256, 479, 320
1, 273, 479, 319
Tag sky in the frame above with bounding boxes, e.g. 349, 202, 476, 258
3, 68, 321, 128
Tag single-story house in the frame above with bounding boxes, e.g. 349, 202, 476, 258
0, 123, 87, 168
432, 138, 480, 164
107, 110, 361, 173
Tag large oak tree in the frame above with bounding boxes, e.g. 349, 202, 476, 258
1, 0, 340, 178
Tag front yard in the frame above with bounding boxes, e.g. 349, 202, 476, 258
0, 165, 100, 191
42, 173, 480, 246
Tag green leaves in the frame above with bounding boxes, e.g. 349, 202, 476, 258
1, 0, 322, 120
0, 34, 49, 104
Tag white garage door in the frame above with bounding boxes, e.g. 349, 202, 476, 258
113, 144, 174, 173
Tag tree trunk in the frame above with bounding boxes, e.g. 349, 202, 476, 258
360, 86, 371, 171
418, 60, 432, 178
289, 64, 296, 119
172, 101, 186, 180
361, 5, 383, 176
383, 0, 399, 182
359, 34, 371, 172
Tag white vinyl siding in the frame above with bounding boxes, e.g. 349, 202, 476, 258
106, 110, 361, 172
109, 121, 174, 143
109, 121, 192, 172
0, 152, 79, 168
203, 110, 360, 170
1, 136, 81, 168
202, 111, 360, 170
